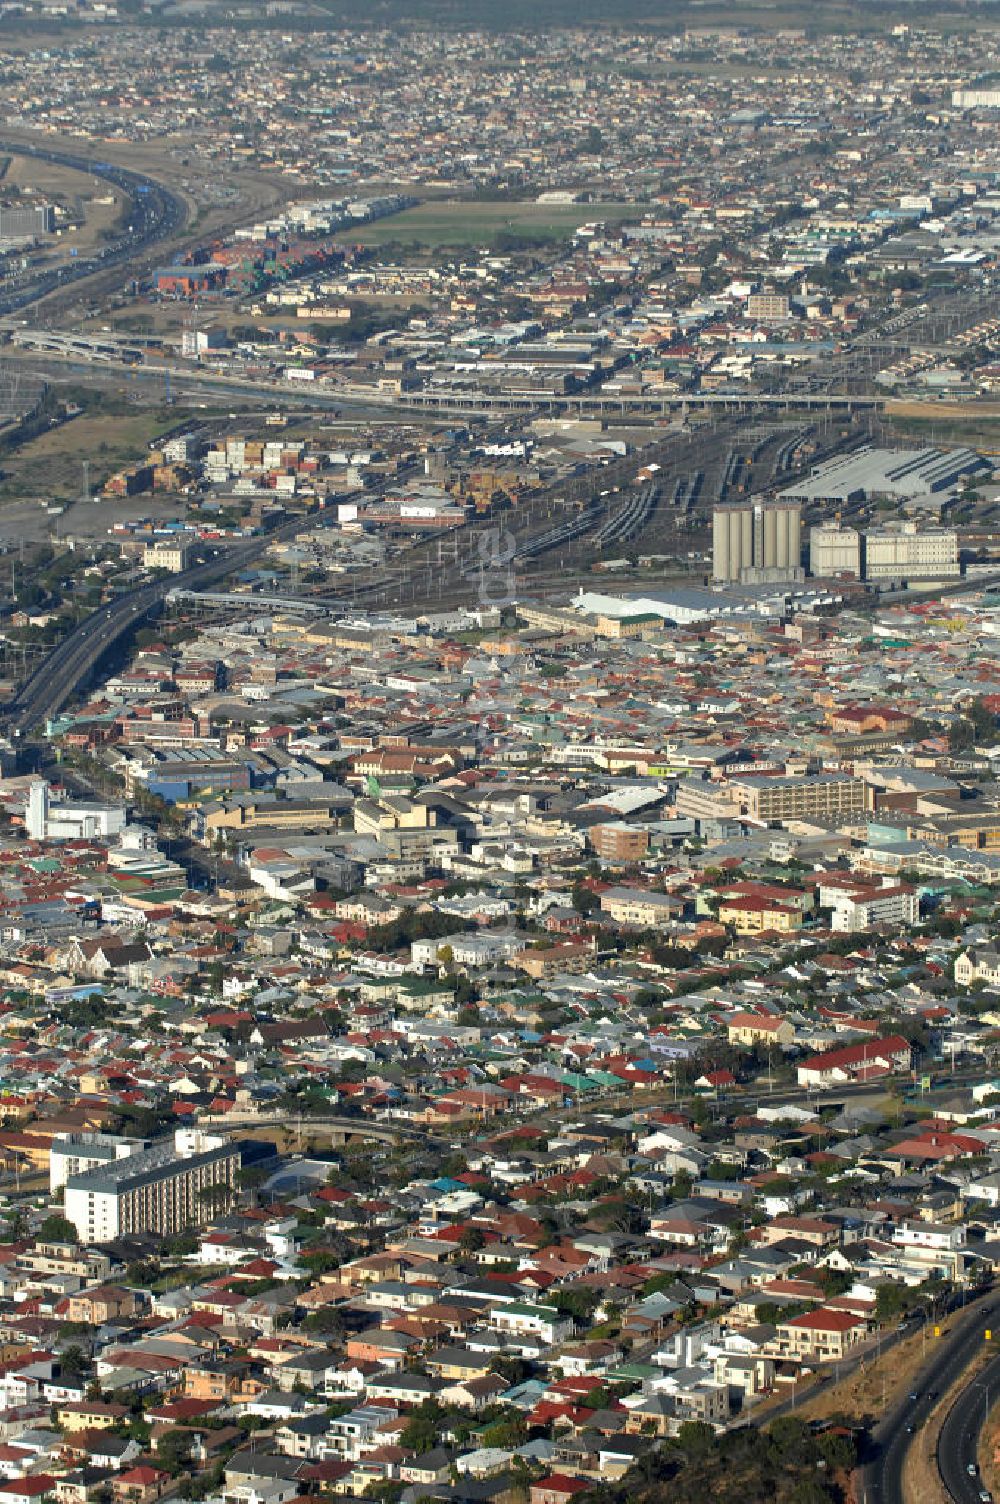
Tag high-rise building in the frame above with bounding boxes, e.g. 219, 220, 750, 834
64, 1136, 238, 1244
712, 499, 802, 583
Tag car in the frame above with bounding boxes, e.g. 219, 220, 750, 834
980, 1492, 991, 1503
909, 1391, 919, 1400
969, 1464, 978, 1476
906, 1424, 916, 1434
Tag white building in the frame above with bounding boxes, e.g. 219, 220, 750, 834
25, 781, 126, 843
64, 1133, 238, 1244
410, 931, 529, 969
826, 884, 920, 933
49, 1132, 148, 1194
862, 523, 959, 583
809, 522, 861, 578
144, 540, 191, 574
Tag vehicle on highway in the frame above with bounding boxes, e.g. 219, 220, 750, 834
969, 1463, 979, 1475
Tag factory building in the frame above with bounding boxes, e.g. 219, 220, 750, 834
25, 781, 127, 843
862, 522, 960, 582
780, 446, 988, 507
809, 523, 862, 578
952, 88, 1000, 109
809, 519, 959, 584
0, 204, 54, 239
712, 499, 802, 584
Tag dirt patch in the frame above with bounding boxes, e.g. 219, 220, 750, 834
885, 399, 1000, 422
980, 1400, 1000, 1500
796, 1327, 946, 1425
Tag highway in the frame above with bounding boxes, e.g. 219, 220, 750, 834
0, 139, 186, 315
3, 514, 319, 733
865, 1292, 1000, 1504
937, 1348, 1000, 1504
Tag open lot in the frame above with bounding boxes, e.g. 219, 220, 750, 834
885, 402, 1000, 453
1, 152, 127, 258
0, 406, 186, 541
334, 199, 635, 249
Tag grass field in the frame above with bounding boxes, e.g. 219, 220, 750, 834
334, 199, 635, 249
0, 409, 173, 520
885, 403, 1000, 453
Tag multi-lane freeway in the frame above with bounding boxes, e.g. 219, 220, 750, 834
865, 1293, 1000, 1504
3, 515, 316, 734
938, 1348, 1000, 1504
0, 139, 186, 316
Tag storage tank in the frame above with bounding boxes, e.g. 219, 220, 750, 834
712, 508, 731, 582
763, 504, 779, 570
737, 505, 752, 580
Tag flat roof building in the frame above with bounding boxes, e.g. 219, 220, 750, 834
726, 773, 866, 824
780, 446, 987, 506
64, 1139, 239, 1245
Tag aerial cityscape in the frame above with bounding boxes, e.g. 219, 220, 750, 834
5, 3, 1000, 1504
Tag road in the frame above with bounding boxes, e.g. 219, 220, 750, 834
866, 1291, 1000, 1504
3, 513, 322, 733
937, 1348, 1000, 1504
0, 139, 186, 315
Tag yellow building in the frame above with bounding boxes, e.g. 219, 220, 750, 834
717, 899, 802, 936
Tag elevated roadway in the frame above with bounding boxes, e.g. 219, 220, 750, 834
197, 1111, 446, 1149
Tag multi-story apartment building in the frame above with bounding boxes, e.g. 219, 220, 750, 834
50, 1132, 149, 1194
64, 1141, 239, 1244
725, 773, 866, 823
588, 822, 650, 863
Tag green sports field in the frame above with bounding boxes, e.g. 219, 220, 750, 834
335, 199, 635, 249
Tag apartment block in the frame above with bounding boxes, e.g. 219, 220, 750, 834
725, 773, 866, 823
64, 1141, 239, 1244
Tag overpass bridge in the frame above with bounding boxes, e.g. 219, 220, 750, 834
198, 1111, 446, 1149
393, 389, 882, 419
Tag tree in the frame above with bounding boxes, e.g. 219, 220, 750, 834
401, 1401, 443, 1455
551, 1287, 600, 1322
58, 1345, 89, 1383
302, 1307, 344, 1337
480, 1414, 527, 1448
157, 1428, 194, 1475
299, 1247, 341, 1275
38, 1214, 77, 1244
458, 1225, 486, 1254
675, 1420, 715, 1459
571, 883, 600, 917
